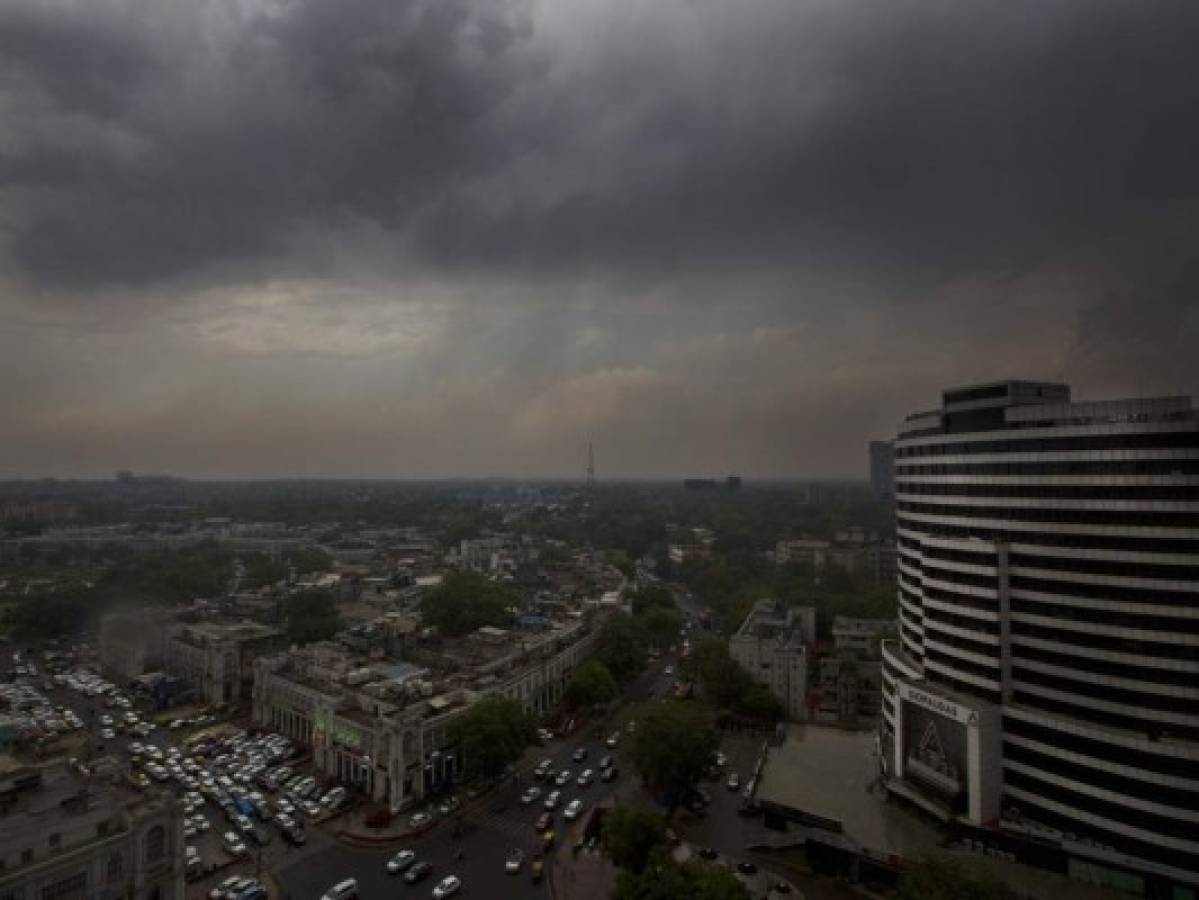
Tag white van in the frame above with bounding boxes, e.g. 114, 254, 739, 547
319, 878, 358, 900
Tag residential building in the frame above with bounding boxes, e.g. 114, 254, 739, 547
832, 616, 893, 655
775, 528, 897, 586
881, 381, 1199, 895
0, 763, 184, 900
728, 600, 815, 720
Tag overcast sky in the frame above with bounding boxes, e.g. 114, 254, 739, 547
2, 0, 1198, 479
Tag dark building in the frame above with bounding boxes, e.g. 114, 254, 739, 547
880, 381, 1199, 897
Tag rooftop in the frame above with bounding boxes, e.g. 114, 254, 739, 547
756, 724, 940, 859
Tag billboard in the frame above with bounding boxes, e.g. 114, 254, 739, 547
901, 698, 968, 813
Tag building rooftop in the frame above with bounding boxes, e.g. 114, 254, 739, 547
756, 724, 941, 859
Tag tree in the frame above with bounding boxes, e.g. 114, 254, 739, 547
629, 585, 675, 617
632, 702, 718, 812
602, 805, 667, 874
896, 856, 1013, 900
640, 606, 683, 649
736, 683, 784, 721
450, 695, 536, 781
596, 612, 650, 685
420, 572, 517, 637
613, 849, 750, 900
687, 639, 753, 708
285, 589, 341, 645
562, 660, 618, 711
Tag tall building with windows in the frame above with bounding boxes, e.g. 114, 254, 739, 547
880, 381, 1199, 895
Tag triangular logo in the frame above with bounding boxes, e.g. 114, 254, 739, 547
918, 719, 947, 767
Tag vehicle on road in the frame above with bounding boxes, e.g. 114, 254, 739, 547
572, 747, 588, 762
531, 857, 544, 883
533, 759, 553, 779
222, 831, 247, 856
600, 766, 618, 783
664, 666, 674, 676
404, 861, 433, 884
410, 811, 433, 828
535, 812, 552, 831
209, 877, 246, 900
564, 799, 584, 821
599, 755, 614, 770
554, 770, 572, 786
520, 785, 542, 804
319, 878, 358, 900
432, 875, 461, 898
544, 790, 561, 810
727, 772, 740, 790
505, 848, 524, 873
606, 731, 621, 747
387, 849, 416, 873
737, 861, 758, 875
576, 769, 593, 787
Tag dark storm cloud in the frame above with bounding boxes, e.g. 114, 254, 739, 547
4, 0, 1198, 295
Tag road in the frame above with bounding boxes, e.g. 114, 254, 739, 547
276, 726, 637, 900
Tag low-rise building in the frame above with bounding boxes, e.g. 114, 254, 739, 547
251, 615, 604, 812
775, 528, 897, 585
164, 621, 287, 706
0, 762, 184, 900
728, 600, 814, 721
831, 616, 893, 655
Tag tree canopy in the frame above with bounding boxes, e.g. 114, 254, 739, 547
602, 805, 668, 874
562, 660, 618, 711
450, 695, 536, 781
612, 848, 750, 900
420, 572, 518, 637
596, 612, 651, 685
682, 638, 783, 721
632, 701, 718, 811
285, 589, 342, 645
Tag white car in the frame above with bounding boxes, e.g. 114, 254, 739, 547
409, 811, 433, 829
726, 772, 740, 790
387, 849, 416, 874
564, 799, 584, 821
319, 878, 358, 900
222, 831, 247, 856
505, 848, 524, 873
555, 769, 572, 786
576, 769, 593, 787
544, 790, 561, 810
432, 875, 461, 899
520, 786, 542, 805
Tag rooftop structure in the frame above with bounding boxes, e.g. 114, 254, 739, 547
0, 762, 184, 900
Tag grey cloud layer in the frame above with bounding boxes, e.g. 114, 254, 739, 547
1, 0, 1198, 476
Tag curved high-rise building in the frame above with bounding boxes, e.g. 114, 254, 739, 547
879, 381, 1199, 894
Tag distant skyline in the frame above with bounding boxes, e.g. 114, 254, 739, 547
2, 0, 1197, 479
